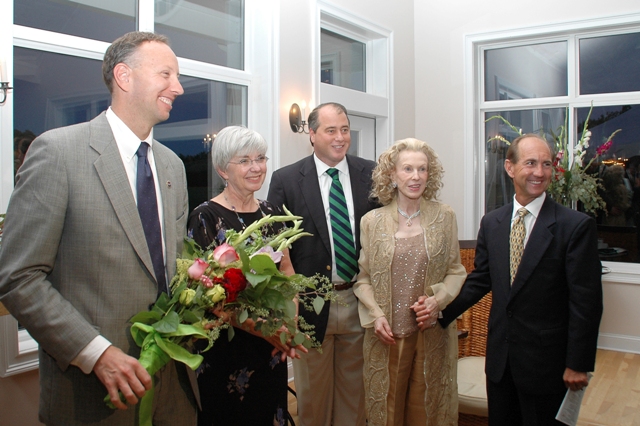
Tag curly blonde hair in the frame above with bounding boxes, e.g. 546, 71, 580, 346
371, 138, 444, 206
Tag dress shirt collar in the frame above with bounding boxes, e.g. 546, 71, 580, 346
313, 154, 350, 178
512, 192, 545, 220
106, 107, 154, 161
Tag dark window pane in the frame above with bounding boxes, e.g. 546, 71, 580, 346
155, 0, 244, 69
484, 108, 565, 212
575, 105, 640, 264
13, 47, 247, 213
484, 42, 567, 101
321, 29, 365, 92
580, 33, 640, 95
15, 0, 135, 43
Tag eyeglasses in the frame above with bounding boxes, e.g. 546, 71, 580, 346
227, 156, 269, 167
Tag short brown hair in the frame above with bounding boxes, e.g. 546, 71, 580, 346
102, 32, 170, 93
506, 133, 552, 163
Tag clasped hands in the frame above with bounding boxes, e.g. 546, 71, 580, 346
374, 295, 440, 345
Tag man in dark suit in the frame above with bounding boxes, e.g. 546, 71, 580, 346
440, 134, 603, 426
0, 32, 197, 425
268, 102, 378, 426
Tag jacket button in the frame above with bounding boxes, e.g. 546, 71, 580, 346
507, 311, 513, 318
326, 265, 331, 271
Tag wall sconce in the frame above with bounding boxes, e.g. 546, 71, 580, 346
289, 102, 309, 134
0, 59, 12, 105
203, 133, 216, 151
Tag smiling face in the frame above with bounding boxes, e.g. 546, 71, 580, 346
310, 106, 351, 167
114, 41, 184, 138
392, 150, 429, 204
219, 151, 267, 198
504, 136, 553, 206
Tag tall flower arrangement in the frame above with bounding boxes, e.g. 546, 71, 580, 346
105, 207, 333, 425
486, 106, 621, 214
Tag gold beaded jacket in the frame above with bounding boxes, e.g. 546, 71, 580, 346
354, 198, 467, 426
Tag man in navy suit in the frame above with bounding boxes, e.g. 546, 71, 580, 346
268, 103, 378, 426
440, 134, 603, 425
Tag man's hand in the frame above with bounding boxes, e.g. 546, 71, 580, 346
93, 346, 152, 410
563, 367, 589, 391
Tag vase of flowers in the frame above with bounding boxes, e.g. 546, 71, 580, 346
487, 105, 621, 214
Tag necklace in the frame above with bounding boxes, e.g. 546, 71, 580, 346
397, 207, 420, 227
223, 192, 265, 229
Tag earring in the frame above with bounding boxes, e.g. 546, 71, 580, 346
392, 182, 397, 188
224, 180, 228, 188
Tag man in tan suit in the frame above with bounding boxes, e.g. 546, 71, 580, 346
0, 32, 196, 425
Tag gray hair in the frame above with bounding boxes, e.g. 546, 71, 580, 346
211, 126, 268, 174
102, 31, 170, 93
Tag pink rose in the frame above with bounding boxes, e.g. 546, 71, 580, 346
213, 243, 239, 267
188, 258, 208, 280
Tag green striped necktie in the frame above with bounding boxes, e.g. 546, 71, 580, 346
327, 168, 358, 282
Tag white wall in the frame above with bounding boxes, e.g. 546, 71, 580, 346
275, 0, 415, 171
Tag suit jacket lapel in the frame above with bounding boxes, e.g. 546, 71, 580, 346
90, 114, 156, 282
493, 205, 514, 300
299, 156, 332, 255
155, 144, 177, 279
509, 197, 556, 299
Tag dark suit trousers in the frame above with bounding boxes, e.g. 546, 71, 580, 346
487, 360, 566, 426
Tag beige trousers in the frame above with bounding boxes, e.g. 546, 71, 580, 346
293, 288, 366, 426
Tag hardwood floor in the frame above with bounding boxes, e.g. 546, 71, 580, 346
286, 349, 640, 426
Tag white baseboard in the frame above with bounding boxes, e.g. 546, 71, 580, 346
288, 358, 294, 382
598, 332, 640, 354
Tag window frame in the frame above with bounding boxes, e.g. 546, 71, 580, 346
463, 14, 640, 248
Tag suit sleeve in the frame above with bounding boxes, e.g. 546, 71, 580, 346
564, 215, 603, 372
267, 170, 287, 212
439, 215, 492, 327
0, 134, 100, 369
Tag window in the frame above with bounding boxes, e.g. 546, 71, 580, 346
320, 29, 365, 92
476, 23, 640, 265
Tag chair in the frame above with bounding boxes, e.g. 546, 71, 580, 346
457, 241, 491, 426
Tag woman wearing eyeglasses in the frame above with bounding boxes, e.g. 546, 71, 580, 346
187, 125, 302, 426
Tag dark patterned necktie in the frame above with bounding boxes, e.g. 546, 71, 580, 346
327, 168, 358, 282
136, 142, 167, 296
509, 207, 529, 285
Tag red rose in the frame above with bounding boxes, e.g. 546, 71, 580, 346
222, 268, 248, 303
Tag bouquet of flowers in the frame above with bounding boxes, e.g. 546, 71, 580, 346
487, 106, 621, 214
106, 206, 334, 424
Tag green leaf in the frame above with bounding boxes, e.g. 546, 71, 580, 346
293, 332, 306, 346
246, 273, 270, 287
238, 309, 249, 324
153, 335, 204, 371
280, 332, 288, 345
129, 311, 161, 325
181, 308, 201, 324
249, 254, 280, 274
284, 300, 296, 319
312, 296, 325, 315
227, 325, 235, 341
153, 310, 180, 333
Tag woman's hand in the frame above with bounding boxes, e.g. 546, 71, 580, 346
268, 325, 309, 361
374, 316, 395, 345
412, 295, 440, 331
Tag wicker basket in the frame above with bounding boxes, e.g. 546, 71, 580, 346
456, 243, 490, 426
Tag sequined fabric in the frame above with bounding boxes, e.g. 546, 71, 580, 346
391, 232, 428, 338
354, 198, 467, 426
